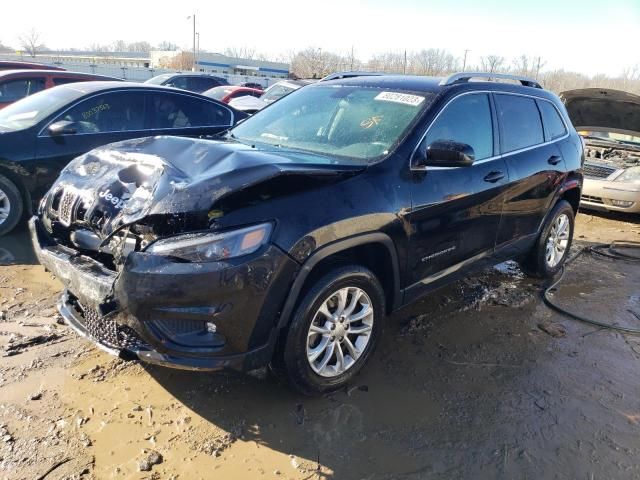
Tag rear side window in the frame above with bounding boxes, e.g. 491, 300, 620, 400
149, 93, 232, 128
495, 94, 544, 153
537, 100, 567, 141
56, 91, 145, 133
424, 93, 494, 160
0, 78, 46, 102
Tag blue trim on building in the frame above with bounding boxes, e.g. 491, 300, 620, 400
258, 67, 289, 74
197, 60, 231, 68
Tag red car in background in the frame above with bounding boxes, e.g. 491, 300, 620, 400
0, 61, 66, 71
202, 85, 263, 104
0, 70, 121, 109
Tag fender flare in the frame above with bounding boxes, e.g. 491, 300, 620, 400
276, 232, 402, 329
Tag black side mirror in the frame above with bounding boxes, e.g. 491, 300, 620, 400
48, 120, 77, 136
415, 140, 475, 168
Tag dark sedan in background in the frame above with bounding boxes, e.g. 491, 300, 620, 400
145, 73, 229, 93
0, 82, 246, 235
0, 69, 121, 109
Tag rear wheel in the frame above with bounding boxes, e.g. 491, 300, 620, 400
521, 200, 574, 278
272, 265, 385, 395
0, 174, 23, 237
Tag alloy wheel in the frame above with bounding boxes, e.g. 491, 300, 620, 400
545, 213, 570, 268
306, 286, 374, 378
0, 188, 10, 226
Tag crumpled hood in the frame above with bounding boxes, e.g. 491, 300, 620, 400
560, 88, 640, 137
48, 135, 363, 239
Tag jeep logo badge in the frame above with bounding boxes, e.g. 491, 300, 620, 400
98, 189, 128, 209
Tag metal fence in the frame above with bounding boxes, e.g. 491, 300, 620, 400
2, 58, 282, 88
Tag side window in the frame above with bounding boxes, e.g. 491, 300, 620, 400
0, 78, 46, 102
187, 77, 216, 92
149, 93, 232, 129
57, 92, 145, 134
165, 77, 188, 90
537, 100, 567, 141
495, 94, 544, 153
424, 93, 493, 160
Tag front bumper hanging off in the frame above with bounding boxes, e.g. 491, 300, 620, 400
29, 217, 296, 372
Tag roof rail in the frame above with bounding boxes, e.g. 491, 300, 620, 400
319, 71, 387, 82
440, 72, 543, 89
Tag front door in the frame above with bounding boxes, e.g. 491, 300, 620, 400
405, 92, 508, 302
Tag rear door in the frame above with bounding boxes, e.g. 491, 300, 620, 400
405, 92, 509, 302
494, 93, 567, 247
145, 91, 235, 137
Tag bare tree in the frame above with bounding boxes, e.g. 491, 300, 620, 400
480, 55, 507, 74
156, 41, 179, 51
291, 47, 346, 78
127, 41, 152, 53
410, 49, 458, 76
111, 40, 128, 52
19, 29, 46, 57
157, 52, 194, 71
224, 47, 257, 59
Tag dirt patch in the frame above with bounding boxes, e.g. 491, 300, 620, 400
0, 211, 639, 479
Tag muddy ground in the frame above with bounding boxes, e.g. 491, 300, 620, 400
0, 210, 639, 480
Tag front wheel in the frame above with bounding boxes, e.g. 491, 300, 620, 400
273, 265, 385, 395
521, 199, 575, 278
0, 174, 23, 237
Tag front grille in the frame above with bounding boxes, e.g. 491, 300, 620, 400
77, 303, 146, 350
58, 190, 79, 226
581, 194, 604, 204
583, 163, 616, 179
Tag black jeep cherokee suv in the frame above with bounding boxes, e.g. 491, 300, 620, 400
30, 72, 583, 394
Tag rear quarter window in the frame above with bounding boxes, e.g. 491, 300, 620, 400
537, 100, 567, 141
495, 94, 544, 153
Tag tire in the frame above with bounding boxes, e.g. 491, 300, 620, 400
0, 174, 23, 237
521, 200, 575, 278
272, 265, 386, 395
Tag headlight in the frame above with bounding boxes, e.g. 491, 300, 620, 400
146, 223, 272, 262
615, 166, 640, 184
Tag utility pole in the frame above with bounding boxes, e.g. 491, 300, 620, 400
196, 32, 200, 70
535, 56, 541, 80
350, 45, 354, 70
403, 50, 407, 74
462, 49, 470, 71
187, 14, 196, 71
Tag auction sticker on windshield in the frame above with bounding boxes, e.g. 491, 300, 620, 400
374, 91, 425, 106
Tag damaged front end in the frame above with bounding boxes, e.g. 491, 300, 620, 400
30, 135, 356, 371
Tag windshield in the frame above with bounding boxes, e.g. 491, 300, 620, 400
231, 85, 431, 163
261, 83, 297, 103
145, 74, 173, 85
203, 86, 229, 100
0, 85, 83, 131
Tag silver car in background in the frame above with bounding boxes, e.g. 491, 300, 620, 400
561, 88, 640, 213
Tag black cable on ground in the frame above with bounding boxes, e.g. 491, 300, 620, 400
543, 241, 640, 334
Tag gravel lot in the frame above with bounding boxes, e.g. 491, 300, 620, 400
0, 210, 639, 480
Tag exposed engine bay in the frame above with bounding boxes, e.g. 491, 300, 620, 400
583, 140, 640, 170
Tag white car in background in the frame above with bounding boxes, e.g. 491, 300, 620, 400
561, 88, 640, 213
229, 79, 314, 114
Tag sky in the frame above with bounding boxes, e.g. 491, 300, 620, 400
2, 0, 639, 77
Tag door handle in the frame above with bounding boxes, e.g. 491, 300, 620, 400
484, 171, 505, 183
548, 155, 562, 165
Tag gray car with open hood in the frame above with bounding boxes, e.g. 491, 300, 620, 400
561, 88, 640, 213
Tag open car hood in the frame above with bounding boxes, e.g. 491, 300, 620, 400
559, 88, 640, 137
47, 135, 364, 239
